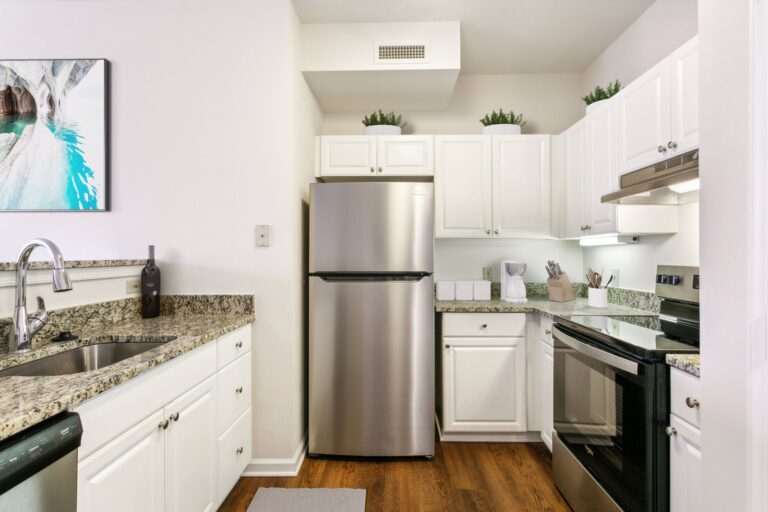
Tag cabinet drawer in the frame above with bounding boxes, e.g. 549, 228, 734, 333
218, 354, 252, 433
670, 367, 701, 428
218, 408, 252, 505
218, 325, 252, 369
443, 313, 526, 337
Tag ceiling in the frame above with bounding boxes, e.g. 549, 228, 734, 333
292, 0, 655, 74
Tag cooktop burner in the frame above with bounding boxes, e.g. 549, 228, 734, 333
555, 314, 699, 361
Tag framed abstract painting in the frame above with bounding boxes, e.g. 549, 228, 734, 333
0, 59, 109, 211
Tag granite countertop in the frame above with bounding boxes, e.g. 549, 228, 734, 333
0, 313, 253, 441
435, 297, 656, 317
0, 259, 146, 271
666, 354, 701, 378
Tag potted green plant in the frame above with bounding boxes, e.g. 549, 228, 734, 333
362, 110, 405, 135
582, 80, 621, 115
479, 109, 526, 135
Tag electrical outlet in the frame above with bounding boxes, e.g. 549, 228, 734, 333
482, 267, 492, 281
126, 279, 140, 295
255, 225, 271, 247
609, 268, 620, 287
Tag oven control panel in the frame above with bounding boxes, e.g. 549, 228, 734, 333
655, 265, 700, 303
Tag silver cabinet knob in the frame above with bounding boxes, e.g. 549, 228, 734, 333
545, 329, 552, 335
235, 386, 244, 394
668, 141, 678, 149
445, 344, 451, 349
158, 420, 170, 430
494, 229, 500, 235
586, 225, 592, 230
485, 229, 491, 235
685, 397, 700, 408
378, 167, 383, 173
236, 446, 244, 455
665, 426, 677, 437
235, 341, 243, 349
481, 324, 488, 328
170, 412, 180, 422
657, 145, 668, 153
369, 167, 375, 173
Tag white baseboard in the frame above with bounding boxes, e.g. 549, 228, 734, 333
436, 415, 543, 443
243, 433, 307, 477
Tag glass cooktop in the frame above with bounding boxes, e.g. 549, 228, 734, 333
555, 314, 699, 360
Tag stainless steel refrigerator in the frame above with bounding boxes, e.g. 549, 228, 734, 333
308, 182, 435, 458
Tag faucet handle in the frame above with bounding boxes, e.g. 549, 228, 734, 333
27, 296, 48, 335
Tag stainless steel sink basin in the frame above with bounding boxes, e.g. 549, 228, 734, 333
0, 336, 177, 377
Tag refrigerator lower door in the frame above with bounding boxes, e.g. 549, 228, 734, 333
309, 275, 435, 457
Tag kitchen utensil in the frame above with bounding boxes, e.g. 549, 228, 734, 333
604, 275, 614, 288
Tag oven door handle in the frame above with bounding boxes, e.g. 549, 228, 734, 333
553, 326, 639, 375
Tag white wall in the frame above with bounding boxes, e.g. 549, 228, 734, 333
582, 203, 699, 291
322, 73, 584, 135
699, 0, 750, 509
435, 238, 583, 284
580, 0, 698, 93
0, 0, 321, 467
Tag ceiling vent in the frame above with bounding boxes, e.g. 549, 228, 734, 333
375, 43, 428, 64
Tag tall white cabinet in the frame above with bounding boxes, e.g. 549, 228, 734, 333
583, 101, 618, 235
669, 367, 702, 512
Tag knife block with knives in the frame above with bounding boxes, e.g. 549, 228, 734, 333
546, 260, 576, 302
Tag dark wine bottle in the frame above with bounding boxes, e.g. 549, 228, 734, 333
141, 245, 161, 318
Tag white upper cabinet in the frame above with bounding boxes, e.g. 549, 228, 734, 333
377, 135, 434, 176
563, 119, 586, 238
317, 135, 433, 177
318, 136, 377, 176
584, 101, 618, 235
670, 36, 699, 155
617, 36, 698, 175
434, 135, 493, 237
492, 135, 551, 238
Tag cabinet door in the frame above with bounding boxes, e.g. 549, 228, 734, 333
670, 36, 699, 155
616, 59, 671, 174
669, 415, 702, 512
563, 119, 587, 238
165, 376, 218, 512
584, 101, 618, 235
443, 337, 527, 432
78, 410, 165, 512
319, 136, 377, 176
377, 135, 434, 176
492, 135, 551, 238
434, 135, 492, 238
540, 341, 554, 451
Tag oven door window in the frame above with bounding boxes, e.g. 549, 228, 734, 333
554, 330, 651, 512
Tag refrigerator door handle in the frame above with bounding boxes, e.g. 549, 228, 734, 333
314, 273, 431, 283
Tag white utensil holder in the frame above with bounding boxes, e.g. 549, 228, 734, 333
588, 288, 608, 308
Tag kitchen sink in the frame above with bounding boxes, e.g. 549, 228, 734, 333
0, 336, 177, 377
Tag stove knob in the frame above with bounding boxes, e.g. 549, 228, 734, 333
669, 275, 681, 285
657, 274, 669, 284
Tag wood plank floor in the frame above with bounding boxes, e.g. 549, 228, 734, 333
218, 441, 571, 512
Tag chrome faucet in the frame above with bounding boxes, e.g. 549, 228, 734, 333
10, 239, 72, 353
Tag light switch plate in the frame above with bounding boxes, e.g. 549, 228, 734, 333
482, 267, 492, 281
255, 225, 271, 247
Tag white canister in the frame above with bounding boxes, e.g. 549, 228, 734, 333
588, 288, 608, 308
436, 281, 456, 301
455, 281, 474, 301
473, 280, 491, 301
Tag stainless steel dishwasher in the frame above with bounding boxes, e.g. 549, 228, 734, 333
0, 412, 82, 511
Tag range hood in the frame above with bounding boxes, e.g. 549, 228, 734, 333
602, 149, 699, 205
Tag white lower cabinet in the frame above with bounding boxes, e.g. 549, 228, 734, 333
669, 367, 702, 512
75, 324, 253, 512
440, 313, 528, 436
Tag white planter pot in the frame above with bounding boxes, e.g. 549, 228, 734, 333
588, 288, 608, 308
585, 99, 609, 115
364, 125, 401, 135
482, 124, 522, 135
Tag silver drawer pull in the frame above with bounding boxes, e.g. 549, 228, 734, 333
235, 386, 244, 394
236, 446, 244, 455
481, 324, 488, 329
158, 420, 169, 430
445, 344, 451, 349
235, 341, 243, 348
170, 412, 180, 422
685, 397, 700, 408
665, 426, 677, 437
544, 329, 552, 335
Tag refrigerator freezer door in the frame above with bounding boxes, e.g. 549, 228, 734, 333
308, 275, 435, 457
309, 182, 434, 273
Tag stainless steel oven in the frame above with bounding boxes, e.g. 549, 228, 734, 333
553, 324, 667, 512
